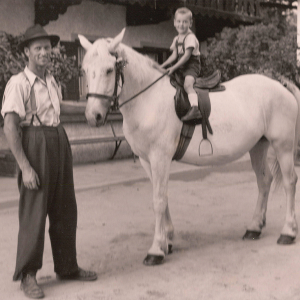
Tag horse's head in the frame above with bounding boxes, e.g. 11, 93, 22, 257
79, 29, 126, 127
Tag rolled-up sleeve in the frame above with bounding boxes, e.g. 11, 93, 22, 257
184, 34, 197, 51
1, 76, 26, 120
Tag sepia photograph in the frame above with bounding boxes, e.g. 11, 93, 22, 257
0, 0, 300, 299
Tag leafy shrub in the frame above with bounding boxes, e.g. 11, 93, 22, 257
0, 31, 79, 103
203, 11, 300, 85
0, 31, 25, 94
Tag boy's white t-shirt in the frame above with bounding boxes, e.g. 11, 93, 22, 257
170, 30, 200, 56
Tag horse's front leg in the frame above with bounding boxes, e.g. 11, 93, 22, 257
143, 155, 172, 266
140, 157, 174, 254
165, 203, 174, 254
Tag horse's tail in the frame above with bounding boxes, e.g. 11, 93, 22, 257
271, 76, 300, 188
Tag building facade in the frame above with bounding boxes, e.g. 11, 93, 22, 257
0, 0, 267, 101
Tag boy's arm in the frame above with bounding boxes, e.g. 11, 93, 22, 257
167, 48, 193, 75
161, 50, 178, 68
3, 113, 40, 189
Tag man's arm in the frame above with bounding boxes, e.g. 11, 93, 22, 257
60, 100, 86, 115
3, 113, 39, 189
167, 48, 193, 75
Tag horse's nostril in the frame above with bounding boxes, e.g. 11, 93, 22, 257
96, 114, 102, 122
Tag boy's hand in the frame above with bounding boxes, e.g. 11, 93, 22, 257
167, 66, 176, 75
152, 62, 167, 74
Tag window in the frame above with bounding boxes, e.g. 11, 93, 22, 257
60, 41, 80, 101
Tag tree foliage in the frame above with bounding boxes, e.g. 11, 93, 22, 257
0, 31, 79, 98
201, 9, 299, 85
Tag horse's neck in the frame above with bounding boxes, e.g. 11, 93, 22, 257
119, 60, 173, 132
120, 59, 160, 112
120, 60, 159, 101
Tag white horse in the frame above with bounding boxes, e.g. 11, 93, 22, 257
79, 29, 300, 265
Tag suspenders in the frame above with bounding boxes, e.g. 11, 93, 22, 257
23, 72, 43, 126
176, 32, 192, 57
29, 83, 43, 126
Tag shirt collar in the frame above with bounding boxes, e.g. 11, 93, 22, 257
24, 66, 51, 87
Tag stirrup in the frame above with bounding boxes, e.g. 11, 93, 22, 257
199, 138, 213, 156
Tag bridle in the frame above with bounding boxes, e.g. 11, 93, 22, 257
86, 52, 168, 112
86, 52, 126, 111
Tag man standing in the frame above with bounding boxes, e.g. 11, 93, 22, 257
1, 25, 97, 299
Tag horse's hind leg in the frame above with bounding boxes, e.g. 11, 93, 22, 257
244, 138, 273, 240
271, 139, 298, 244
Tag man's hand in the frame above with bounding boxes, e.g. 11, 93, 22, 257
3, 113, 40, 190
22, 165, 40, 190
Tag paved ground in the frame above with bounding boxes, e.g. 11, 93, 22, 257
1, 155, 300, 300
0, 157, 200, 206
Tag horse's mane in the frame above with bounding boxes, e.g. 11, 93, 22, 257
83, 38, 161, 89
118, 43, 161, 87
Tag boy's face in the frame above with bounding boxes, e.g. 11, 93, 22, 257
174, 13, 192, 35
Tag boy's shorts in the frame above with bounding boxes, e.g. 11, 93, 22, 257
178, 55, 201, 80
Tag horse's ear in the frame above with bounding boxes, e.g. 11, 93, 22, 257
78, 34, 92, 51
108, 28, 126, 52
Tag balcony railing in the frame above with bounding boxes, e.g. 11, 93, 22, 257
181, 0, 262, 23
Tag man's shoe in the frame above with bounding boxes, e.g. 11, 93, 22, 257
20, 274, 44, 299
181, 106, 201, 122
57, 267, 97, 281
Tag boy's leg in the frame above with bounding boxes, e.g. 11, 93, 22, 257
181, 76, 201, 121
184, 75, 197, 104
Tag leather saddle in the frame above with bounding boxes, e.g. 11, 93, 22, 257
195, 69, 224, 91
170, 69, 225, 139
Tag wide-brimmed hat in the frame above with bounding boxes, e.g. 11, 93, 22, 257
18, 24, 60, 52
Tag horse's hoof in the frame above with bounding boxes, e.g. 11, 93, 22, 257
243, 230, 261, 240
168, 244, 173, 254
143, 254, 164, 266
277, 234, 295, 245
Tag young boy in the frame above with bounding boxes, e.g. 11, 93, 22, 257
161, 7, 201, 122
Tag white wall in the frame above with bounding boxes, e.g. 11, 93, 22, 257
0, 0, 199, 51
45, 1, 126, 41
45, 0, 176, 49
0, 0, 34, 35
0, 0, 180, 50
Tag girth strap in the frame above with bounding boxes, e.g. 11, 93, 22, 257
172, 123, 195, 161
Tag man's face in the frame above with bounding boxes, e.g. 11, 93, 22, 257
24, 38, 52, 68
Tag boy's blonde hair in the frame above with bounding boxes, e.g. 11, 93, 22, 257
174, 7, 193, 21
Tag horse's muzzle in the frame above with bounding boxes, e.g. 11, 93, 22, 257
95, 113, 105, 127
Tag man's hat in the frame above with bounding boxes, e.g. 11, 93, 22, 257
18, 24, 60, 52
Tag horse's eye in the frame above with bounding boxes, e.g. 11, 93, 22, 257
107, 68, 113, 75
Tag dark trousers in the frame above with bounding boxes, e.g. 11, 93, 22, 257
13, 124, 78, 281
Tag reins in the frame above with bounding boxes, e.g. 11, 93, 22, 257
86, 51, 168, 111
119, 72, 168, 109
